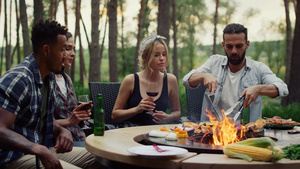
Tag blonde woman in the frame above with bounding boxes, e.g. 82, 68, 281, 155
112, 33, 181, 126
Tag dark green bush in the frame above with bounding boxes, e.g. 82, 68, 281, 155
262, 102, 300, 122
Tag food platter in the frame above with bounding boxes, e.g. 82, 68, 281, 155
264, 123, 297, 130
144, 133, 224, 154
264, 116, 300, 130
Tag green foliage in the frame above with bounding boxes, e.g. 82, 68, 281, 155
283, 144, 300, 160
262, 102, 300, 122
117, 46, 136, 76
73, 80, 91, 99
178, 82, 188, 117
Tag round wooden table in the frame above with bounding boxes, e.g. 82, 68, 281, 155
85, 124, 197, 169
85, 124, 300, 169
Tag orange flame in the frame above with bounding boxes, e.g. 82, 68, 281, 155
205, 108, 245, 146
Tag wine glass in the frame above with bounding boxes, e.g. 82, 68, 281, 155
77, 95, 91, 129
146, 82, 158, 115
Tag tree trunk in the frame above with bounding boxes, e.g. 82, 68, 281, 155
89, 0, 100, 82
283, 0, 300, 105
3, 0, 12, 71
6, 0, 12, 70
63, 0, 70, 75
15, 0, 21, 63
172, 0, 178, 79
134, 0, 145, 72
99, 12, 108, 81
281, 0, 293, 106
108, 0, 118, 82
119, 0, 126, 77
19, 0, 31, 57
157, 0, 170, 72
50, 0, 57, 19
74, 0, 85, 85
63, 0, 68, 26
2, 0, 8, 73
157, 0, 170, 46
34, 0, 43, 24
212, 0, 219, 54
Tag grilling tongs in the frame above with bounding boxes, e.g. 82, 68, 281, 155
224, 95, 245, 116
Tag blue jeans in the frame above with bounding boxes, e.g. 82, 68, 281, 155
73, 140, 85, 147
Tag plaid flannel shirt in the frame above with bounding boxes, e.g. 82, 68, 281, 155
0, 54, 55, 167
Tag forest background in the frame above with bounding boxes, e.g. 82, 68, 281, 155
1, 0, 300, 121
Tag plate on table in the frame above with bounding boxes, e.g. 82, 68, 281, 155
127, 145, 188, 157
264, 123, 297, 130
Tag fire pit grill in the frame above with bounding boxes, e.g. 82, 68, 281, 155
144, 130, 276, 154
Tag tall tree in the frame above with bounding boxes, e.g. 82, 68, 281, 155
119, 0, 126, 76
157, 0, 170, 72
89, 0, 100, 82
172, 0, 178, 78
73, 0, 85, 85
281, 0, 293, 106
50, 0, 57, 19
63, 0, 68, 26
34, 0, 43, 24
1, 0, 8, 72
157, 0, 170, 47
212, 0, 219, 54
284, 0, 293, 74
282, 0, 300, 105
108, 0, 118, 82
15, 0, 21, 63
99, 3, 108, 80
6, 0, 12, 70
19, 0, 31, 57
134, 0, 145, 72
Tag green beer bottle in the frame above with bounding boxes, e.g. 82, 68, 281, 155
94, 94, 105, 136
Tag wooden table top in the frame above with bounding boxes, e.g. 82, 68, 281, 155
85, 124, 300, 169
85, 124, 197, 169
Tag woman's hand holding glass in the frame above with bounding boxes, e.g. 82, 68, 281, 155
137, 97, 156, 114
76, 95, 93, 129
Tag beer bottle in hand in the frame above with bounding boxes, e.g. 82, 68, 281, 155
94, 94, 105, 136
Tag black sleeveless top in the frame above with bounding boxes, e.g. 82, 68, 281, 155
126, 73, 169, 125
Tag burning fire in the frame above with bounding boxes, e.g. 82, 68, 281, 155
205, 108, 245, 146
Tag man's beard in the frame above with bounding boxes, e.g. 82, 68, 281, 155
225, 50, 246, 65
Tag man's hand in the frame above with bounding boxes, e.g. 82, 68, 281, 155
203, 73, 218, 94
36, 145, 63, 169
240, 85, 261, 108
54, 127, 73, 153
53, 120, 73, 153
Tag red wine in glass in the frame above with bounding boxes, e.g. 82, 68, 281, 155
146, 82, 158, 115
146, 92, 158, 97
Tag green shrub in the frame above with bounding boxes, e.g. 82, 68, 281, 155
262, 102, 300, 122
73, 80, 91, 99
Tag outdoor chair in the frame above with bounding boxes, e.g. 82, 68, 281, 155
185, 84, 206, 122
89, 82, 122, 130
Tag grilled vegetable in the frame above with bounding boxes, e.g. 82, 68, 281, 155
223, 137, 285, 162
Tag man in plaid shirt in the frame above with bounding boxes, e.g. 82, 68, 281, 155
0, 19, 96, 169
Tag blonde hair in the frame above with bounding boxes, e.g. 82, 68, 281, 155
139, 35, 169, 73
